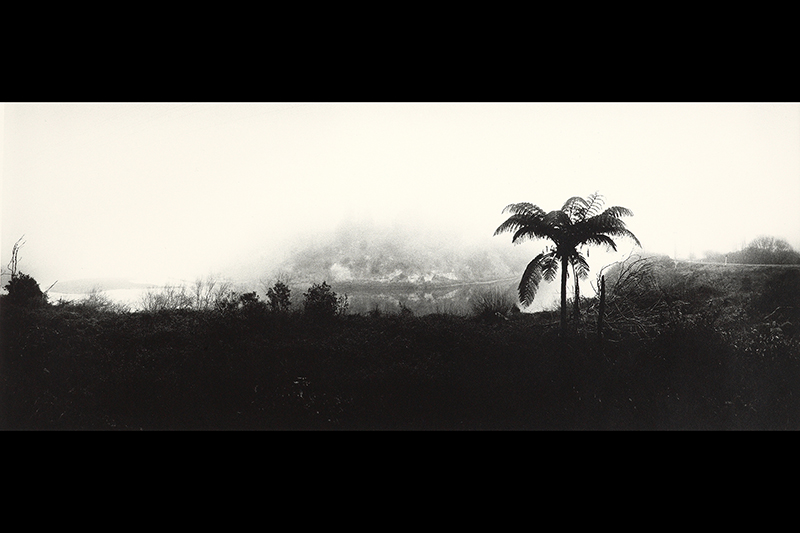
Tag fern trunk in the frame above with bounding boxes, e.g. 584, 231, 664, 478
573, 262, 581, 324
597, 274, 605, 346
560, 255, 568, 335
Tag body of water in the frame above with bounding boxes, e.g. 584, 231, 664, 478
47, 277, 564, 315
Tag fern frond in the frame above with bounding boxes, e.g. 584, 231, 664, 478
502, 203, 545, 217
585, 213, 640, 247
511, 226, 539, 244
582, 234, 619, 251
601, 205, 634, 218
541, 253, 560, 282
518, 254, 546, 307
561, 196, 587, 216
604, 227, 642, 248
543, 210, 571, 229
494, 214, 530, 236
511, 217, 561, 243
580, 192, 605, 220
571, 251, 590, 279
580, 213, 628, 234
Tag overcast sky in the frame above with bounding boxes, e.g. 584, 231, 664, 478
2, 102, 799, 288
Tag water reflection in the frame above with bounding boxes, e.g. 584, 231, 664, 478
48, 277, 563, 315
330, 279, 559, 315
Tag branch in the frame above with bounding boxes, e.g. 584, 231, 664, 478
7, 235, 26, 278
764, 306, 794, 322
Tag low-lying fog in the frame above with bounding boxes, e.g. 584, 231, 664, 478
46, 216, 624, 314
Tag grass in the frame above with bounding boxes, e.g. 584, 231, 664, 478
2, 260, 799, 430
469, 286, 519, 321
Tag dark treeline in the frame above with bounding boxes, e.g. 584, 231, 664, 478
2, 246, 800, 430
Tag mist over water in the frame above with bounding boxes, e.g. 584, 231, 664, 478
45, 216, 580, 314
6, 103, 795, 313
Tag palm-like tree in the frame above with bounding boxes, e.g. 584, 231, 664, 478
494, 192, 640, 334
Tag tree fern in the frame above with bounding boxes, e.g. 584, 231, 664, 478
495, 191, 640, 334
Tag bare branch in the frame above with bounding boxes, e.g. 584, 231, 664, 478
7, 235, 26, 278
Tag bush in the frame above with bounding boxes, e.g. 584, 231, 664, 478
191, 276, 233, 311
237, 291, 267, 316
2, 272, 48, 308
140, 284, 193, 313
303, 281, 348, 320
603, 254, 665, 306
76, 287, 130, 314
213, 288, 240, 313
266, 280, 292, 313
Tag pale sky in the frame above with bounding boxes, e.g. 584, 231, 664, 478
2, 102, 799, 289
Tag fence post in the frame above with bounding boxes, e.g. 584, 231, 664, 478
597, 275, 605, 351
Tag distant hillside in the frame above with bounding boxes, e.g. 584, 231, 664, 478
275, 219, 532, 285
703, 236, 800, 265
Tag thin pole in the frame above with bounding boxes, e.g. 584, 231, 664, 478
597, 275, 605, 352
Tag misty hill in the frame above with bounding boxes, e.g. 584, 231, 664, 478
274, 219, 533, 285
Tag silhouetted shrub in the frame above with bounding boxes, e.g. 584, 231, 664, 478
238, 291, 259, 307
266, 280, 292, 313
237, 291, 267, 317
303, 281, 347, 319
2, 272, 48, 308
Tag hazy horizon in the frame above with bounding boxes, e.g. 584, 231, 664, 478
3, 103, 799, 293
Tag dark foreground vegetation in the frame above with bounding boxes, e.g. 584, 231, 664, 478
2, 255, 800, 430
